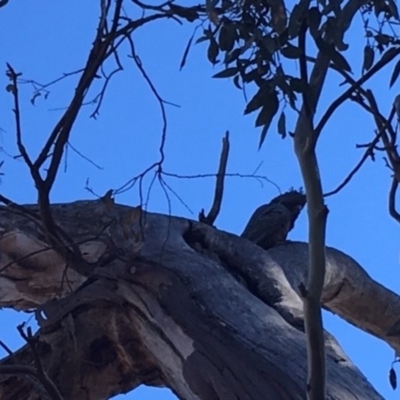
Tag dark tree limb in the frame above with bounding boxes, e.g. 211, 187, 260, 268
199, 131, 230, 225
0, 202, 390, 400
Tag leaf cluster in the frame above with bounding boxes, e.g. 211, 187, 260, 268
193, 0, 400, 147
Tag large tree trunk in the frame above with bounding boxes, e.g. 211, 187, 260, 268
0, 199, 395, 399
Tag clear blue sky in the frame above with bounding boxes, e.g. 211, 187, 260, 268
1, 1, 400, 399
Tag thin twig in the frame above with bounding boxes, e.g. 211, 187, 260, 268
6, 65, 33, 169
67, 142, 103, 170
315, 47, 400, 138
159, 175, 194, 214
317, 58, 396, 197
126, 35, 168, 166
0, 339, 13, 356
17, 325, 64, 400
348, 88, 400, 225
162, 171, 280, 191
324, 121, 391, 197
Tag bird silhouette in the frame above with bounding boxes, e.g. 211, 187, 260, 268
241, 190, 306, 250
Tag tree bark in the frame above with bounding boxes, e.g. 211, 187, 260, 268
0, 200, 393, 399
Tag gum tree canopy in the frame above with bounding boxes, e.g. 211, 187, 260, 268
1, 1, 400, 400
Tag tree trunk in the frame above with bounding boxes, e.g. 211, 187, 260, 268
0, 199, 394, 400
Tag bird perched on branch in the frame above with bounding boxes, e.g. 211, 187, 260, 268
241, 190, 306, 250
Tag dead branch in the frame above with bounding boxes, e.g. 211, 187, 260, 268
6, 65, 33, 171
4, 3, 178, 276
199, 131, 230, 225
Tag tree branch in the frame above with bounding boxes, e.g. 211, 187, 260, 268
294, 47, 330, 399
389, 177, 400, 224
199, 131, 230, 225
316, 47, 400, 137
6, 65, 34, 170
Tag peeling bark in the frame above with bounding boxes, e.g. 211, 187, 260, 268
0, 200, 392, 399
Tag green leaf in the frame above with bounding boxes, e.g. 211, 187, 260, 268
256, 91, 279, 148
219, 23, 236, 52
169, 4, 199, 22
289, 77, 307, 93
388, 0, 400, 21
213, 67, 238, 78
277, 111, 286, 138
259, 125, 269, 150
180, 33, 195, 70
389, 367, 397, 390
242, 69, 260, 83
331, 49, 352, 72
207, 39, 219, 64
233, 74, 242, 89
280, 44, 302, 59
375, 33, 392, 47
261, 35, 276, 54
308, 7, 321, 39
244, 84, 271, 115
362, 45, 374, 72
224, 48, 240, 64
30, 92, 41, 105
274, 72, 297, 107
381, 46, 400, 64
6, 84, 15, 93
256, 90, 279, 128
316, 38, 352, 72
196, 28, 213, 45
195, 36, 208, 44
287, 3, 306, 39
390, 59, 400, 87
270, 0, 287, 34
206, 0, 220, 12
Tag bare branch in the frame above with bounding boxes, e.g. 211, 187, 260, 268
67, 142, 103, 170
316, 47, 400, 138
162, 171, 280, 190
159, 176, 194, 214
6, 65, 34, 169
0, 340, 12, 356
324, 127, 388, 197
199, 131, 230, 225
346, 86, 400, 227
17, 325, 64, 400
126, 36, 168, 166
389, 177, 400, 224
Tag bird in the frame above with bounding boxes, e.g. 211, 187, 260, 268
241, 190, 306, 250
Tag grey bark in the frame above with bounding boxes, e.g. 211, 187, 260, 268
0, 199, 393, 399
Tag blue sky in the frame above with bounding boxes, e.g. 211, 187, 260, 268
1, 1, 400, 399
